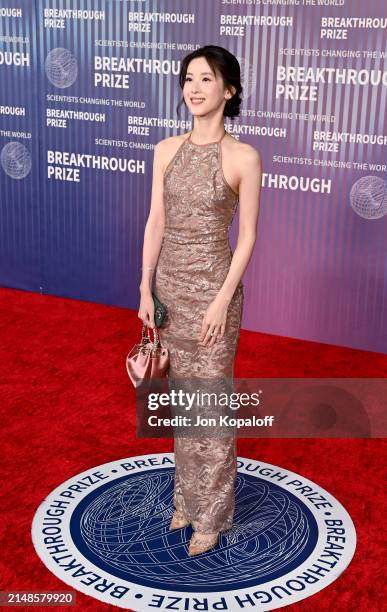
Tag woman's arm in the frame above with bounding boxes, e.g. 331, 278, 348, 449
139, 141, 166, 295
217, 146, 262, 304
199, 145, 262, 346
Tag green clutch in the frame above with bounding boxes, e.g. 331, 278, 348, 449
152, 291, 168, 328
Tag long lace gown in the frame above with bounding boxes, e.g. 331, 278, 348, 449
154, 129, 244, 534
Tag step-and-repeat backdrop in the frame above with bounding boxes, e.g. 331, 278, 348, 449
0, 1, 386, 353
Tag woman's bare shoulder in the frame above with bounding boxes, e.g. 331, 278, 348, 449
154, 133, 190, 172
227, 135, 261, 161
155, 133, 190, 150
225, 136, 262, 184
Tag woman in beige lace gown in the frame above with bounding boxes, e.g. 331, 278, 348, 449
139, 46, 261, 556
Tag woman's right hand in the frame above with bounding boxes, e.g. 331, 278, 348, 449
138, 290, 155, 329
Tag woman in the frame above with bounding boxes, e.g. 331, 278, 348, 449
138, 45, 262, 555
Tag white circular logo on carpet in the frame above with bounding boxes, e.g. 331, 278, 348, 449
31, 454, 356, 610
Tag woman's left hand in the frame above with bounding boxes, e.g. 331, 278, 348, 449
198, 296, 229, 347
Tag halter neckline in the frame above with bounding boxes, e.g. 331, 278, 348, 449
187, 129, 227, 146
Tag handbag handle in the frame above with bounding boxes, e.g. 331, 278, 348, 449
141, 323, 161, 352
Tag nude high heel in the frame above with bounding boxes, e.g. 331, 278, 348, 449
169, 509, 190, 530
188, 531, 219, 555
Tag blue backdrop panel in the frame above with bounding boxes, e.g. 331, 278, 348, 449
36, 0, 137, 305
0, 0, 41, 292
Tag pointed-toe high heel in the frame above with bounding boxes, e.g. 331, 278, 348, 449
188, 531, 219, 555
169, 509, 190, 530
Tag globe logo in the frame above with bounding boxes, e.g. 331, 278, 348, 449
70, 470, 317, 590
31, 454, 357, 611
0, 141, 31, 179
350, 175, 387, 219
237, 56, 257, 101
45, 47, 78, 88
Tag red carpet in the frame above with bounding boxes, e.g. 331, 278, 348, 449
1, 287, 385, 611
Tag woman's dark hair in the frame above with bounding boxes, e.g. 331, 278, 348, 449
176, 45, 242, 120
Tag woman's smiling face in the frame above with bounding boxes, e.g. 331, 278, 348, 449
183, 56, 231, 116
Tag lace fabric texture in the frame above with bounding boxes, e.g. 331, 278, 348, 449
155, 131, 244, 534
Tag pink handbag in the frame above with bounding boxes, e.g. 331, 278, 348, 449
126, 324, 170, 388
